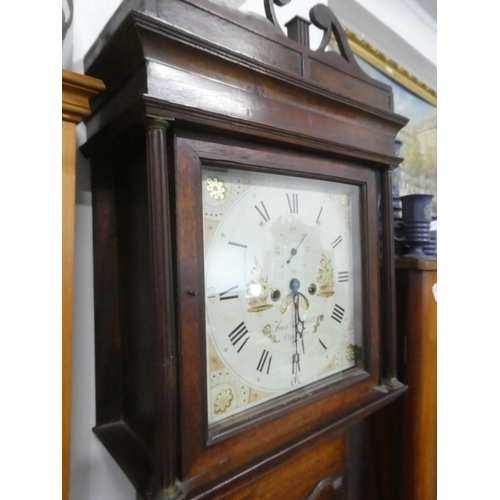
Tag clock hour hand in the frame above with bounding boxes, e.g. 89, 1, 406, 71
279, 291, 310, 314
286, 233, 307, 264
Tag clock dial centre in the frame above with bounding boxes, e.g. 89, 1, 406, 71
289, 278, 301, 293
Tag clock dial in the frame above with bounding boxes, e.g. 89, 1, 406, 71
203, 168, 363, 425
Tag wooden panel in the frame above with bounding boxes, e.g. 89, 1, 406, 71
85, 0, 389, 107
309, 57, 390, 109
305, 476, 347, 500
215, 434, 348, 500
62, 119, 76, 500
357, 259, 437, 500
146, 62, 396, 160
157, 0, 303, 75
62, 69, 105, 123
91, 154, 125, 426
62, 70, 104, 500
396, 263, 437, 500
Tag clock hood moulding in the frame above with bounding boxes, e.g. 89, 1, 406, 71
82, 0, 407, 165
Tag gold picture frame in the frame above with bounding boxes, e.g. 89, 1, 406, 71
329, 30, 437, 211
344, 28, 437, 106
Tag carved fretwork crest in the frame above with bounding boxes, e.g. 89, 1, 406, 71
263, 0, 361, 70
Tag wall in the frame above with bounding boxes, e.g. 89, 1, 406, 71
69, 1, 436, 499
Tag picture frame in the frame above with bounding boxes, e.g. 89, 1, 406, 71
334, 30, 437, 213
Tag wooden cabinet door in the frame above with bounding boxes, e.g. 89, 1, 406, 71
216, 434, 348, 500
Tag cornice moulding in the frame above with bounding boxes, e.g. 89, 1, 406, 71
62, 69, 105, 124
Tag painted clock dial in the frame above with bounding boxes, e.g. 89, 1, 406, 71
202, 168, 364, 426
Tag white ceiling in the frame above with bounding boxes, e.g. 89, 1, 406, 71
415, 0, 437, 21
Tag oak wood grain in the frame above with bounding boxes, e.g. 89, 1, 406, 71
62, 118, 76, 500
215, 433, 348, 500
81, 2, 408, 498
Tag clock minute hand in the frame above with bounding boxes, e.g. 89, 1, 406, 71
290, 279, 306, 356
286, 233, 307, 264
290, 283, 301, 384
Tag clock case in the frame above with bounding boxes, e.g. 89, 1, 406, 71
81, 1, 408, 498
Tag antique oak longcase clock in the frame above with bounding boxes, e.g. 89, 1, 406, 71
82, 0, 408, 498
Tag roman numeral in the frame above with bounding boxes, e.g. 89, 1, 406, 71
228, 322, 249, 352
257, 350, 272, 374
316, 207, 323, 224
292, 352, 301, 373
331, 304, 345, 323
254, 201, 271, 222
319, 338, 327, 350
228, 241, 247, 249
331, 235, 342, 249
287, 193, 299, 214
337, 271, 349, 283
220, 285, 239, 301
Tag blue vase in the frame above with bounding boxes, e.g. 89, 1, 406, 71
400, 194, 433, 259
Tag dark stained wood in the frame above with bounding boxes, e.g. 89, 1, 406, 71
285, 16, 311, 49
306, 476, 347, 500
309, 3, 359, 68
83, 1, 407, 164
174, 135, 384, 487
146, 120, 179, 491
395, 258, 437, 271
93, 421, 154, 495
172, 137, 206, 480
352, 397, 404, 500
91, 154, 124, 426
214, 433, 348, 500
82, 1, 408, 498
114, 132, 153, 445
380, 169, 401, 386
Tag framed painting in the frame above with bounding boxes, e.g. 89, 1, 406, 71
330, 31, 437, 214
